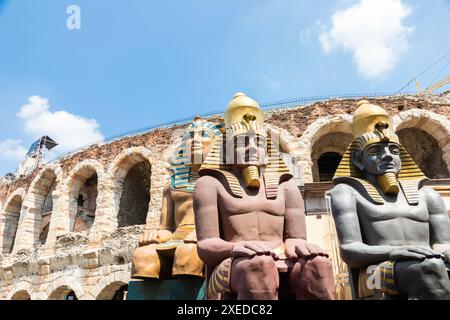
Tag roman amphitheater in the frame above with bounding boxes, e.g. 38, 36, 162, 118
0, 93, 449, 300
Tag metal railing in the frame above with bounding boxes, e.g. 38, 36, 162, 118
46, 91, 418, 163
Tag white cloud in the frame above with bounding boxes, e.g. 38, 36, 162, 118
319, 0, 413, 79
0, 139, 27, 161
0, 96, 104, 167
16, 96, 104, 154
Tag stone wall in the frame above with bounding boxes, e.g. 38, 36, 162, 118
0, 93, 449, 299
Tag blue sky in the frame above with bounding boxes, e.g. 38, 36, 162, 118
0, 0, 449, 175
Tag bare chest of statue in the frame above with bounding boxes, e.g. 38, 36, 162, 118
170, 189, 195, 228
355, 189, 430, 246
216, 178, 286, 244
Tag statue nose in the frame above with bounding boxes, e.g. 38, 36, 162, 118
381, 146, 393, 160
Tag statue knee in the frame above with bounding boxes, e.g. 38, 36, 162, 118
306, 256, 335, 280
291, 256, 336, 300
232, 256, 279, 296
418, 258, 447, 278
172, 243, 204, 277
131, 245, 161, 279
246, 255, 278, 275
233, 256, 278, 288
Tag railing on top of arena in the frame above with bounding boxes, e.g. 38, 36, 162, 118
48, 91, 417, 163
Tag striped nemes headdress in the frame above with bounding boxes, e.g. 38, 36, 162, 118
333, 100, 427, 205
170, 116, 223, 192
199, 93, 292, 199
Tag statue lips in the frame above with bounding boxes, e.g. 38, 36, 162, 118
379, 162, 396, 171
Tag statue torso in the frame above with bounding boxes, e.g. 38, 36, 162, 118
348, 183, 431, 247
170, 188, 195, 239
214, 175, 286, 248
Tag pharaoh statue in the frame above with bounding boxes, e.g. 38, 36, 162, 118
194, 92, 336, 300
131, 116, 223, 279
330, 100, 450, 299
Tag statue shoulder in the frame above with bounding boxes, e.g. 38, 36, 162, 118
420, 186, 446, 209
419, 186, 439, 197
279, 178, 299, 191
330, 183, 357, 198
195, 175, 221, 192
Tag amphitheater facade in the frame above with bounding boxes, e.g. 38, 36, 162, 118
0, 93, 449, 300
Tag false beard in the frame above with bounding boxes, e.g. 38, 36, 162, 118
377, 172, 400, 195
242, 165, 260, 188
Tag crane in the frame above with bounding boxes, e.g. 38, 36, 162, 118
415, 75, 450, 95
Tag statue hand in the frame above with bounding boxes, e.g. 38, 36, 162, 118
443, 248, 450, 263
285, 239, 329, 260
183, 230, 197, 243
139, 229, 173, 246
389, 246, 439, 261
231, 241, 278, 259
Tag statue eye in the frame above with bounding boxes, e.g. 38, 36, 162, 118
202, 131, 210, 138
367, 146, 381, 155
389, 145, 400, 154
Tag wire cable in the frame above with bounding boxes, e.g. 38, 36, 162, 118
395, 50, 450, 94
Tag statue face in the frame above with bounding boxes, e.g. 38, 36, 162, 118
184, 128, 214, 165
232, 133, 267, 167
359, 142, 401, 176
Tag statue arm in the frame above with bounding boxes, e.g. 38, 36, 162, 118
139, 183, 174, 245
194, 176, 234, 266
424, 187, 450, 254
330, 184, 393, 268
283, 180, 307, 240
283, 180, 331, 258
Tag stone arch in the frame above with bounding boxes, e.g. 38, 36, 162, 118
46, 278, 84, 300
10, 290, 31, 300
64, 160, 106, 234
15, 165, 63, 251
96, 281, 128, 300
1, 188, 25, 254
299, 114, 353, 183
393, 109, 450, 177
107, 147, 152, 228
89, 269, 130, 300
7, 281, 32, 300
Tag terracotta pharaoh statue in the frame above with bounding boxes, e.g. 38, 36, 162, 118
194, 93, 336, 300
132, 116, 223, 279
330, 100, 450, 299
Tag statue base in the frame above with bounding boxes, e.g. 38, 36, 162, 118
127, 278, 206, 300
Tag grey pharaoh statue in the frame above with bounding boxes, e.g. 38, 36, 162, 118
330, 100, 450, 299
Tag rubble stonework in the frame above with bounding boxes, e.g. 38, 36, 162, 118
0, 94, 449, 300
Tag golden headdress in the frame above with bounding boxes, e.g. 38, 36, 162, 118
333, 100, 427, 205
199, 93, 291, 199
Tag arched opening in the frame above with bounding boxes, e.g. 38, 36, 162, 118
63, 290, 78, 301
311, 132, 353, 182
397, 128, 450, 179
97, 282, 128, 300
117, 161, 151, 227
74, 173, 98, 232
317, 152, 343, 182
29, 169, 58, 245
2, 194, 23, 253
48, 286, 78, 300
68, 166, 99, 234
10, 290, 31, 300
